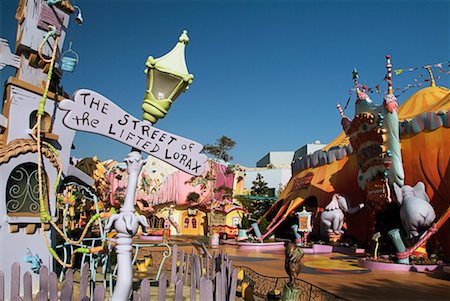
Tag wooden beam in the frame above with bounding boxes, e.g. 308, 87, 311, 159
9, 224, 19, 233
28, 53, 37, 66
43, 223, 51, 231
25, 223, 37, 234
37, 3, 66, 36
6, 77, 68, 102
43, 132, 59, 141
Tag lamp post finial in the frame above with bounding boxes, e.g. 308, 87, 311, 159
179, 30, 189, 45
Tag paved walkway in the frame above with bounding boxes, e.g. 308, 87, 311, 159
164, 236, 450, 301
221, 245, 450, 301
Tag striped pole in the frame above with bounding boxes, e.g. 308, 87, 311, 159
424, 65, 436, 87
336, 103, 344, 117
352, 68, 360, 92
386, 55, 393, 95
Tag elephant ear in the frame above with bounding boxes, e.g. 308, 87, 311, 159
413, 182, 430, 202
325, 194, 340, 210
393, 182, 403, 205
338, 196, 349, 212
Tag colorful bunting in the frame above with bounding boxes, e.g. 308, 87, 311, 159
340, 60, 448, 115
392, 61, 448, 76
343, 95, 351, 111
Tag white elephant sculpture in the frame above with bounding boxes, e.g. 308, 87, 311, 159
320, 193, 364, 235
393, 182, 436, 238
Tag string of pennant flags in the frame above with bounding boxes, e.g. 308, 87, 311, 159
392, 61, 449, 76
342, 61, 449, 111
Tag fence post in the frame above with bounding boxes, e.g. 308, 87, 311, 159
22, 272, 32, 301
227, 260, 233, 288
228, 268, 238, 301
205, 254, 209, 280
35, 290, 47, 301
221, 261, 227, 297
170, 244, 178, 285
158, 271, 167, 301
174, 279, 183, 301
49, 271, 58, 301
183, 253, 190, 285
200, 277, 213, 301
39, 265, 49, 297
140, 278, 150, 301
178, 250, 185, 283
190, 259, 196, 301
0, 271, 4, 301
215, 271, 223, 301
198, 252, 203, 279
79, 263, 89, 301
60, 281, 73, 301
194, 253, 201, 289
65, 269, 74, 286
93, 285, 106, 301
211, 253, 216, 279
11, 262, 20, 300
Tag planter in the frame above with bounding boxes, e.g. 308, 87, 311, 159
444, 266, 450, 274
251, 222, 262, 238
358, 258, 439, 272
303, 244, 333, 254
221, 239, 239, 245
210, 233, 220, 248
238, 241, 284, 250
237, 229, 248, 241
333, 246, 366, 255
221, 239, 284, 250
138, 235, 163, 241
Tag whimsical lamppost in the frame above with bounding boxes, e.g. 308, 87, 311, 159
141, 30, 194, 124
105, 30, 194, 301
293, 208, 312, 246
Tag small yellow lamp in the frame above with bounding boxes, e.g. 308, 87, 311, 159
142, 30, 194, 124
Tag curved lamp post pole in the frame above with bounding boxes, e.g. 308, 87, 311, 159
106, 30, 194, 301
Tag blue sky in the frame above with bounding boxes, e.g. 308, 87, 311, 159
1, 0, 449, 167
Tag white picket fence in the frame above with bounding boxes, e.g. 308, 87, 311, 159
0, 244, 238, 301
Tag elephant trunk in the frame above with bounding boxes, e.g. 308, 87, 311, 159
347, 203, 364, 214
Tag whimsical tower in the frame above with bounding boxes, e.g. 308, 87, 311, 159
0, 0, 78, 296
381, 55, 404, 189
339, 56, 405, 228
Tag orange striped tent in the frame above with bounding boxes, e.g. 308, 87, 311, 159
261, 85, 450, 257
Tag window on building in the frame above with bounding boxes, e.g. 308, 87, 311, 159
184, 217, 189, 229
149, 215, 156, 228
29, 110, 52, 132
191, 217, 197, 229
158, 217, 165, 228
6, 162, 48, 216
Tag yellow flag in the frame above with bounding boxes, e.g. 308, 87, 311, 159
393, 69, 404, 75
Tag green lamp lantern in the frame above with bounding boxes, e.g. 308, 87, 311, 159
142, 30, 194, 124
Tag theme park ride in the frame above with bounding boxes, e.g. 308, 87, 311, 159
248, 55, 450, 264
0, 0, 209, 299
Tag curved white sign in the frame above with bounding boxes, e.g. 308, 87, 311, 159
59, 89, 207, 176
